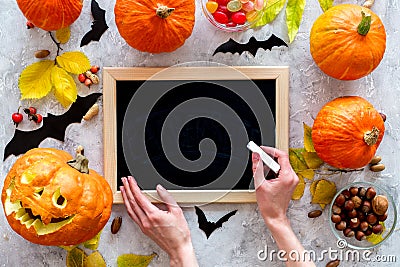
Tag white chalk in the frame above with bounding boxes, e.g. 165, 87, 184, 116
246, 141, 281, 174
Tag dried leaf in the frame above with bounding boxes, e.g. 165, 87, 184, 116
298, 169, 314, 180
310, 179, 318, 197
56, 26, 71, 44
285, 0, 306, 43
303, 123, 315, 152
51, 66, 77, 108
289, 148, 308, 172
318, 0, 333, 12
311, 179, 337, 205
67, 247, 86, 267
117, 253, 157, 267
254, 0, 287, 27
291, 174, 305, 200
56, 51, 90, 74
302, 152, 324, 169
84, 251, 106, 267
19, 60, 54, 99
83, 231, 102, 250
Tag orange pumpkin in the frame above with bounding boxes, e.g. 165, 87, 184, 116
114, 0, 195, 53
16, 0, 83, 31
310, 4, 386, 80
312, 96, 385, 169
1, 147, 113, 246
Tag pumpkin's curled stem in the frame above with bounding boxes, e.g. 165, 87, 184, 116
156, 4, 175, 19
358, 11, 372, 36
48, 31, 63, 59
67, 146, 89, 174
364, 126, 380, 146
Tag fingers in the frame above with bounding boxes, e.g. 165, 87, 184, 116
260, 146, 292, 175
156, 184, 180, 211
121, 177, 147, 223
252, 152, 265, 190
120, 185, 140, 224
127, 176, 158, 214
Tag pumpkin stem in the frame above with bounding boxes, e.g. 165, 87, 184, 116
156, 4, 175, 19
67, 146, 89, 174
358, 11, 372, 36
364, 126, 380, 146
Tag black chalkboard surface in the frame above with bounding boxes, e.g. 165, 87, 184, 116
103, 66, 289, 203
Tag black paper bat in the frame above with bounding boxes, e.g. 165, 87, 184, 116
195, 206, 237, 239
80, 0, 109, 47
213, 34, 288, 57
4, 93, 102, 160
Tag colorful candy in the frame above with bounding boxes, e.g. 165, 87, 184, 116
227, 0, 242, 12
213, 11, 229, 24
232, 11, 246, 24
206, 1, 219, 13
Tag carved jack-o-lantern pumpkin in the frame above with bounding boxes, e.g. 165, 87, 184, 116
1, 147, 113, 246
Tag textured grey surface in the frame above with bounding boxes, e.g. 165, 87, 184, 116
1, 0, 399, 266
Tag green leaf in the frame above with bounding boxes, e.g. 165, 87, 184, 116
117, 253, 157, 267
56, 51, 90, 74
303, 123, 315, 152
302, 152, 324, 169
51, 66, 77, 108
317, 0, 333, 12
67, 247, 86, 267
254, 0, 287, 27
83, 231, 102, 251
84, 251, 106, 267
289, 148, 308, 172
19, 60, 54, 99
285, 0, 306, 43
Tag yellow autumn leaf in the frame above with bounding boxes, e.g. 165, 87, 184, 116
303, 152, 324, 169
83, 231, 102, 250
51, 66, 77, 108
56, 26, 71, 44
318, 0, 333, 12
366, 222, 385, 244
59, 245, 78, 251
292, 174, 305, 200
310, 179, 318, 197
117, 253, 157, 267
286, 0, 306, 43
67, 247, 86, 267
303, 123, 315, 152
254, 0, 286, 27
298, 169, 314, 180
84, 251, 106, 267
56, 51, 90, 74
19, 60, 54, 99
289, 148, 308, 173
311, 179, 337, 205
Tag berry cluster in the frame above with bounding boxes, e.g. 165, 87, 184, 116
12, 106, 42, 127
78, 66, 100, 87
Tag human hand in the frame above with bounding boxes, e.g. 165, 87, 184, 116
252, 147, 299, 228
121, 176, 198, 267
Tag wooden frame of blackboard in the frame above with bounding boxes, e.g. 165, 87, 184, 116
103, 66, 289, 204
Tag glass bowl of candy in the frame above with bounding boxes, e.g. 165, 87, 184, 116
202, 0, 265, 32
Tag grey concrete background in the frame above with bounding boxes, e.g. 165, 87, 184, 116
1, 0, 399, 266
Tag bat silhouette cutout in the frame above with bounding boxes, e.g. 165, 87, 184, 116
195, 206, 237, 239
4, 93, 102, 160
213, 34, 288, 57
80, 0, 109, 47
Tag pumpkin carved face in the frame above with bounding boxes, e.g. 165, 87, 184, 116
16, 0, 83, 31
1, 148, 113, 246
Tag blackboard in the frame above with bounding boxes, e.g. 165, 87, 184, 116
103, 66, 289, 203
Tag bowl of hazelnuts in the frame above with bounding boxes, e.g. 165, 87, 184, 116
329, 182, 397, 249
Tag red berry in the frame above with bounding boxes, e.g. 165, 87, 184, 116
213, 11, 229, 24
34, 114, 43, 124
84, 78, 92, 87
28, 107, 37, 114
12, 113, 23, 125
90, 65, 100, 74
26, 21, 34, 29
78, 73, 86, 83
231, 11, 246, 25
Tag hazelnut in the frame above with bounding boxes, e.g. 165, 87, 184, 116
370, 163, 385, 172
358, 187, 367, 198
351, 196, 362, 209
367, 214, 378, 225
343, 228, 355, 237
369, 155, 382, 165
308, 210, 322, 218
355, 231, 366, 241
347, 209, 357, 218
344, 200, 355, 211
372, 224, 383, 234
350, 218, 360, 229
342, 189, 351, 199
378, 213, 388, 222
361, 200, 371, 213
335, 221, 347, 231
372, 195, 389, 216
334, 194, 346, 207
331, 214, 342, 224
365, 187, 377, 200
359, 221, 369, 232
349, 186, 359, 196
364, 228, 373, 236
326, 259, 340, 267
357, 210, 366, 221
111, 216, 122, 234
332, 204, 342, 215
